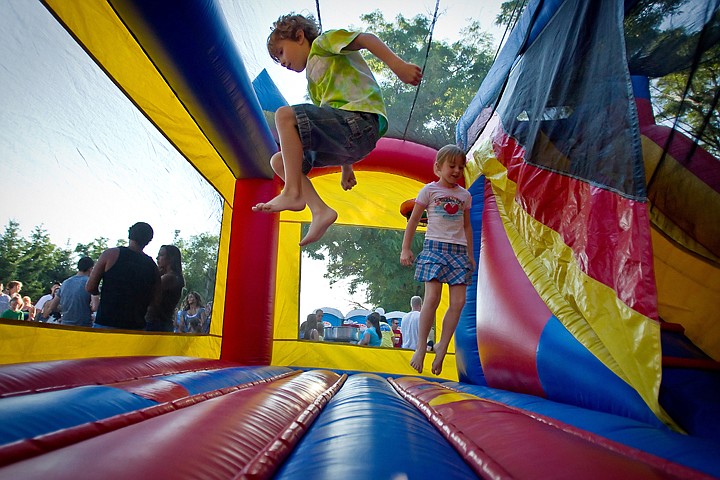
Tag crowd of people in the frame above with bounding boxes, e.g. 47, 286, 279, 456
301, 297, 435, 353
0, 222, 212, 334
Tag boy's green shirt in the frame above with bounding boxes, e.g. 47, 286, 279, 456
306, 29, 388, 135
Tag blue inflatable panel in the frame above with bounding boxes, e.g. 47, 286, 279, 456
164, 366, 293, 395
274, 374, 477, 480
446, 382, 720, 478
0, 386, 156, 445
252, 69, 289, 113
660, 366, 720, 443
537, 317, 664, 427
109, 0, 276, 179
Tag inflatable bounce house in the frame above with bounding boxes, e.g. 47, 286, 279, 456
1, 0, 719, 478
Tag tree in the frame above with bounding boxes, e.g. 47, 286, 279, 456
0, 221, 74, 301
495, 0, 528, 31
0, 220, 28, 289
302, 224, 425, 312
176, 232, 219, 305
652, 46, 720, 157
496, 1, 720, 157
359, 11, 495, 147
74, 237, 110, 261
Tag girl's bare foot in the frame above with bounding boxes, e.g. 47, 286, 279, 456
252, 191, 305, 213
410, 348, 426, 374
299, 208, 338, 246
431, 341, 448, 375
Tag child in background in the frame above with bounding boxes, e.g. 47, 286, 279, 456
253, 13, 422, 246
400, 145, 475, 375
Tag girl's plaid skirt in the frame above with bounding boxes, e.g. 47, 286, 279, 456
414, 239, 473, 285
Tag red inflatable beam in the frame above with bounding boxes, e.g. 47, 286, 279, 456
0, 370, 345, 480
0, 356, 236, 398
0, 370, 298, 468
390, 377, 710, 479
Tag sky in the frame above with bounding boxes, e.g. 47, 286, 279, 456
0, 0, 507, 316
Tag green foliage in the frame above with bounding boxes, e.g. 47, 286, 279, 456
0, 221, 74, 301
495, 1, 528, 29
175, 232, 219, 305
74, 237, 111, 261
497, 0, 719, 157
358, 11, 495, 147
653, 45, 720, 157
302, 224, 425, 312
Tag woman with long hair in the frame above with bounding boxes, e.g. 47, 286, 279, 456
302, 313, 320, 341
145, 245, 185, 332
179, 291, 206, 334
358, 312, 382, 346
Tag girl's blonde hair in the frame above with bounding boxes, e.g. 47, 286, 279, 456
267, 13, 321, 63
435, 144, 466, 167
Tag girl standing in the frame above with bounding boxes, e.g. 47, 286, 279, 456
179, 291, 206, 334
400, 145, 475, 375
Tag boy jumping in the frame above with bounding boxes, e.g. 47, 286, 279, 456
252, 13, 422, 246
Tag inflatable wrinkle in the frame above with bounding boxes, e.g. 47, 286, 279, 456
0, 356, 238, 398
477, 133, 670, 427
0, 369, 343, 479
392, 376, 707, 479
537, 317, 665, 427
0, 364, 296, 467
275, 374, 477, 480
478, 187, 546, 395
492, 128, 658, 318
455, 178, 486, 385
643, 125, 720, 191
447, 381, 720, 478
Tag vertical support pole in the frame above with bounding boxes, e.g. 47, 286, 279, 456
221, 177, 280, 364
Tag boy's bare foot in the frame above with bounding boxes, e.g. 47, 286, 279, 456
252, 191, 305, 213
299, 208, 338, 246
431, 341, 448, 375
410, 348, 426, 374
341, 165, 357, 191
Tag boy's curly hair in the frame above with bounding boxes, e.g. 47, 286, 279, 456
267, 13, 321, 63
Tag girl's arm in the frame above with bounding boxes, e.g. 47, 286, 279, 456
358, 332, 370, 346
401, 203, 425, 266
347, 33, 422, 86
464, 208, 476, 271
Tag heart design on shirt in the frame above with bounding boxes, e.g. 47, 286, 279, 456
444, 203, 459, 215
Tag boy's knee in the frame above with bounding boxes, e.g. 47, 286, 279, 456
275, 106, 297, 127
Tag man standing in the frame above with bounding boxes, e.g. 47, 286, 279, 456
391, 318, 403, 348
87, 222, 160, 330
35, 282, 61, 322
401, 296, 422, 350
44, 257, 95, 327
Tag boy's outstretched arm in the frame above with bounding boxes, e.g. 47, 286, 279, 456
347, 33, 422, 86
